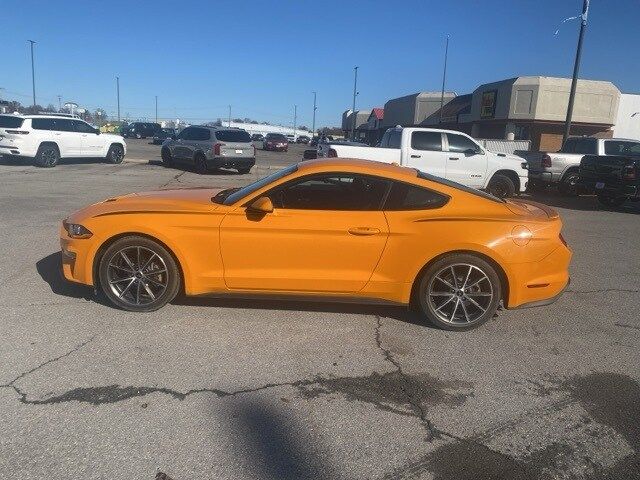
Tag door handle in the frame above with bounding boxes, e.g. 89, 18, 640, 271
410, 154, 421, 158
348, 227, 380, 236
449, 157, 459, 160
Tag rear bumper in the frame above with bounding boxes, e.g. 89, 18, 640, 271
579, 180, 639, 198
207, 156, 256, 170
505, 244, 572, 309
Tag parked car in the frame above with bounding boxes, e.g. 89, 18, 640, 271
121, 122, 161, 139
263, 133, 288, 152
579, 152, 640, 208
152, 128, 177, 145
296, 135, 310, 144
286, 134, 296, 143
60, 158, 571, 330
0, 113, 126, 167
161, 126, 255, 174
527, 137, 640, 195
251, 133, 264, 142
318, 127, 528, 198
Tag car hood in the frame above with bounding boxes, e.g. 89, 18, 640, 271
67, 187, 225, 222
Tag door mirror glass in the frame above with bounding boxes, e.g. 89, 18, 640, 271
248, 196, 274, 214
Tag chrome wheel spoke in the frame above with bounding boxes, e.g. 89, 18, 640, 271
466, 292, 492, 297
135, 280, 141, 305
465, 295, 487, 312
450, 266, 459, 288
120, 251, 136, 270
119, 278, 136, 298
109, 264, 135, 274
450, 298, 460, 321
142, 281, 156, 300
435, 276, 455, 290
462, 266, 473, 288
144, 275, 165, 288
460, 300, 471, 323
435, 294, 456, 312
110, 276, 135, 284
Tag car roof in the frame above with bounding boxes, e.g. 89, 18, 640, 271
298, 158, 418, 179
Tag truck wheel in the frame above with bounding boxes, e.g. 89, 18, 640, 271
559, 172, 580, 196
598, 195, 626, 208
34, 144, 60, 168
106, 144, 124, 164
487, 174, 515, 198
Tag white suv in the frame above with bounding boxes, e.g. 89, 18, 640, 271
0, 114, 127, 167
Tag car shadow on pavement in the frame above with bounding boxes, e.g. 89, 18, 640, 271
176, 296, 430, 328
526, 190, 640, 214
148, 160, 242, 176
222, 397, 344, 480
36, 252, 95, 301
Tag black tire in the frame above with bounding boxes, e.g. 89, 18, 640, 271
194, 153, 208, 174
98, 235, 181, 312
486, 174, 516, 198
238, 167, 252, 174
106, 144, 124, 164
161, 147, 173, 167
559, 171, 580, 196
34, 144, 60, 168
597, 195, 626, 208
416, 253, 502, 331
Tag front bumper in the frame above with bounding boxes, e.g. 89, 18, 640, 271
60, 225, 93, 286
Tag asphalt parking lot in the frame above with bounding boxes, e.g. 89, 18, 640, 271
0, 146, 638, 479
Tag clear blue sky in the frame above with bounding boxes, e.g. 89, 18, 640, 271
1, 0, 638, 127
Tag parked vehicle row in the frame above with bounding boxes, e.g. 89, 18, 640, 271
0, 113, 126, 167
579, 153, 640, 207
121, 122, 161, 139
313, 127, 529, 198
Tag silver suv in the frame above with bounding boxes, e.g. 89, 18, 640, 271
161, 126, 255, 174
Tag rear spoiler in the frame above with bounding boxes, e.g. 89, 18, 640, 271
508, 199, 559, 219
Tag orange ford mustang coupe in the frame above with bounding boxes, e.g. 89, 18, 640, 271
60, 159, 571, 330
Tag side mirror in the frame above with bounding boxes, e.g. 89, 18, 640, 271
95, 129, 101, 135
248, 196, 273, 214
464, 148, 479, 156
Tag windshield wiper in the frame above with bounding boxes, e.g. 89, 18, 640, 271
211, 187, 240, 204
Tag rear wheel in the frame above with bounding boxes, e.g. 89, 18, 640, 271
598, 195, 626, 208
34, 144, 60, 168
416, 254, 502, 331
106, 144, 124, 164
559, 172, 580, 196
98, 236, 181, 312
486, 174, 516, 198
161, 147, 173, 167
194, 153, 208, 174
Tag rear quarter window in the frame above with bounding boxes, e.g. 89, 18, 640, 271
384, 181, 449, 210
215, 130, 251, 142
0, 116, 24, 128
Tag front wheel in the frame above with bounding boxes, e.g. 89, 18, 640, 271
598, 195, 626, 208
106, 144, 124, 164
161, 147, 173, 167
416, 254, 502, 331
559, 172, 580, 196
98, 236, 181, 312
194, 154, 208, 174
486, 174, 516, 198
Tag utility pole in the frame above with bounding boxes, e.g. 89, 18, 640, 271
155, 95, 158, 123
439, 35, 450, 123
116, 76, 120, 121
312, 91, 317, 137
293, 104, 297, 140
563, 0, 590, 143
57, 95, 62, 111
28, 40, 36, 106
228, 105, 231, 127
351, 66, 359, 140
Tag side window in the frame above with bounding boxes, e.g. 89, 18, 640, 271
54, 119, 75, 132
178, 128, 193, 140
447, 133, 479, 153
387, 130, 402, 149
194, 129, 211, 141
384, 182, 449, 210
604, 140, 640, 155
380, 130, 390, 147
31, 118, 55, 130
560, 139, 576, 153
411, 131, 442, 151
73, 121, 95, 133
574, 138, 596, 154
269, 174, 390, 211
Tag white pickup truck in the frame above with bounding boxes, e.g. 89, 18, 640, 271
317, 127, 529, 198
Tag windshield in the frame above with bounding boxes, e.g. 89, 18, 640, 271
417, 170, 505, 203
219, 164, 298, 205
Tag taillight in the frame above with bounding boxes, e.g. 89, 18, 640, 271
327, 148, 337, 158
623, 165, 636, 180
5, 130, 29, 135
542, 154, 552, 168
213, 142, 224, 155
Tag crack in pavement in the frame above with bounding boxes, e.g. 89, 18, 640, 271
374, 315, 439, 441
160, 171, 186, 189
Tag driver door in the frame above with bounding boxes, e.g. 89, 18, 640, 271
445, 132, 487, 187
219, 173, 391, 293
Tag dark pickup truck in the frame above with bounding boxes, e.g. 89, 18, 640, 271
579, 154, 640, 208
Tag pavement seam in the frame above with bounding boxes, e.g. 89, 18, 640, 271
159, 171, 186, 189
374, 315, 439, 441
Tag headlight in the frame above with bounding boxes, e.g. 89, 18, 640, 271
64, 221, 93, 239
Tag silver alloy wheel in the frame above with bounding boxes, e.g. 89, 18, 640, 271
427, 263, 494, 325
111, 147, 124, 162
42, 148, 57, 165
106, 246, 168, 307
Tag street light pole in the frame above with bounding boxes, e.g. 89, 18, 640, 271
57, 95, 62, 111
439, 35, 450, 123
116, 76, 120, 122
312, 91, 317, 137
155, 95, 158, 123
351, 66, 359, 140
563, 0, 590, 143
28, 40, 36, 106
293, 104, 297, 139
